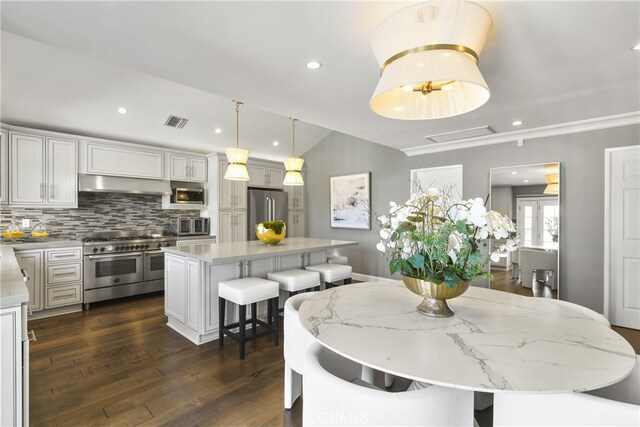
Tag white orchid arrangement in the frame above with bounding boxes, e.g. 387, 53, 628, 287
376, 188, 518, 288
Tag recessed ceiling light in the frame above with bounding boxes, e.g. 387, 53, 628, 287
523, 179, 529, 183
512, 120, 523, 126
306, 61, 322, 70
117, 107, 128, 114
633, 43, 640, 51
273, 141, 279, 146
214, 128, 222, 134
511, 171, 518, 175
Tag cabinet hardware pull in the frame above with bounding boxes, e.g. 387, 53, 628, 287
50, 184, 54, 198
20, 268, 30, 282
28, 330, 37, 342
88, 252, 142, 260
27, 307, 33, 316
53, 271, 76, 277
53, 254, 76, 258
40, 183, 44, 198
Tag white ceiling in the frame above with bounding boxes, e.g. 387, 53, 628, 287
1, 1, 639, 157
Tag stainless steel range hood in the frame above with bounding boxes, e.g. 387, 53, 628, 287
78, 174, 172, 195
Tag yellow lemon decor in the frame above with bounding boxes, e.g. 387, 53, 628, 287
2, 231, 24, 239
31, 231, 49, 238
255, 220, 286, 246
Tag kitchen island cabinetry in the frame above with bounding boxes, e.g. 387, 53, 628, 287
162, 238, 356, 344
9, 133, 77, 207
15, 250, 44, 313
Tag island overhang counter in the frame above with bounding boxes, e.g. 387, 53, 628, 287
162, 237, 357, 345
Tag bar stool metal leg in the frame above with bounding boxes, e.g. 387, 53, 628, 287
218, 297, 225, 347
239, 305, 246, 359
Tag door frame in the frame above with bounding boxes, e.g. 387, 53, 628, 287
603, 145, 639, 322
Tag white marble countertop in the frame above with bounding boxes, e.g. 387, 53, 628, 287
163, 237, 357, 264
0, 246, 29, 309
299, 281, 636, 394
1, 237, 82, 250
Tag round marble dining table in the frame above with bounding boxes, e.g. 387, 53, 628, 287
299, 280, 636, 393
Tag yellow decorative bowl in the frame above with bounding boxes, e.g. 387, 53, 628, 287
402, 276, 470, 318
255, 221, 286, 245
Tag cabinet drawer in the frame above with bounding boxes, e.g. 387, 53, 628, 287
46, 263, 82, 285
45, 284, 82, 308
46, 248, 82, 263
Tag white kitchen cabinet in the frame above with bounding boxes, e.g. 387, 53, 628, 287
167, 153, 207, 183
218, 160, 247, 210
0, 130, 8, 204
248, 162, 284, 189
9, 133, 77, 207
287, 212, 305, 238
0, 306, 23, 427
83, 141, 164, 179
186, 259, 200, 332
45, 284, 82, 308
219, 211, 247, 243
44, 247, 83, 310
15, 250, 44, 312
286, 182, 305, 211
165, 254, 187, 324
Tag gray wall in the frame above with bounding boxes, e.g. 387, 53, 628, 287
304, 124, 640, 312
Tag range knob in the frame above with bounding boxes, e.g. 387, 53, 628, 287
99, 247, 105, 252
165, 242, 171, 246
144, 244, 149, 249
115, 246, 121, 251
134, 245, 140, 249
157, 243, 162, 249
125, 245, 131, 250
92, 248, 98, 253
106, 245, 114, 252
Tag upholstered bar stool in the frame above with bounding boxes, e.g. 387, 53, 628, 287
267, 269, 321, 307
218, 277, 280, 359
327, 255, 349, 265
306, 263, 352, 289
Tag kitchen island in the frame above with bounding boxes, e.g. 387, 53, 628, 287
162, 237, 357, 344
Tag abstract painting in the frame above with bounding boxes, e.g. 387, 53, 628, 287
330, 172, 371, 229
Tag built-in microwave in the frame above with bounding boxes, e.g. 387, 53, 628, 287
171, 187, 205, 204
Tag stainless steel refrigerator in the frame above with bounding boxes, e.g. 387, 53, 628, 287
247, 189, 288, 240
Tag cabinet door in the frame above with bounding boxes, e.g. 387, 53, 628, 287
47, 138, 77, 206
235, 211, 247, 242
85, 142, 164, 179
189, 157, 207, 182
287, 186, 305, 210
218, 211, 234, 243
10, 133, 45, 205
168, 154, 189, 181
0, 130, 7, 204
186, 259, 199, 332
248, 164, 267, 187
296, 212, 305, 237
267, 167, 284, 189
234, 180, 247, 209
287, 212, 297, 237
15, 250, 43, 312
0, 306, 21, 427
165, 255, 186, 324
218, 161, 234, 209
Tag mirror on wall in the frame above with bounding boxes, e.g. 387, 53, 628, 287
489, 162, 560, 298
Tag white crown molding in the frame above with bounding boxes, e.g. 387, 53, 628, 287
401, 111, 640, 157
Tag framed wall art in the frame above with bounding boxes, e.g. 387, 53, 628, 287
330, 172, 371, 229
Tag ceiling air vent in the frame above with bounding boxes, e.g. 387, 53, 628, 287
424, 126, 496, 143
164, 115, 189, 129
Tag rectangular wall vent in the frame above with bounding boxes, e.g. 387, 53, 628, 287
424, 125, 495, 143
164, 115, 189, 129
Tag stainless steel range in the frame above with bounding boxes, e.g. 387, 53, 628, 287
78, 230, 176, 309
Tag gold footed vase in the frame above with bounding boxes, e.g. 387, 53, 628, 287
401, 276, 470, 318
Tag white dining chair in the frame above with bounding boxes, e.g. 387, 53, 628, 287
303, 342, 475, 426
494, 355, 640, 426
283, 292, 318, 409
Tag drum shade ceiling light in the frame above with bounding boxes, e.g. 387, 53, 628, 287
370, 1, 492, 120
283, 117, 304, 186
224, 100, 250, 181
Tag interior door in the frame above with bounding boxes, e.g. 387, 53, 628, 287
517, 199, 538, 247
606, 146, 640, 329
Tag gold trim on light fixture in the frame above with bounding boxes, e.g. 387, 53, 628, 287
283, 117, 304, 186
224, 100, 250, 181
380, 43, 479, 74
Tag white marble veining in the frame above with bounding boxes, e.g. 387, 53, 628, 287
0, 246, 29, 308
163, 237, 357, 264
299, 281, 636, 394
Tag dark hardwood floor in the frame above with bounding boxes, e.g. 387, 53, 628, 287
28, 292, 302, 427
490, 268, 558, 299
28, 290, 640, 427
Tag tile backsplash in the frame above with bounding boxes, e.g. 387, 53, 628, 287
0, 193, 203, 238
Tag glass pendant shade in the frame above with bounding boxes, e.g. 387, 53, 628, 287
370, 1, 492, 120
283, 157, 304, 186
224, 147, 249, 181
543, 173, 559, 195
